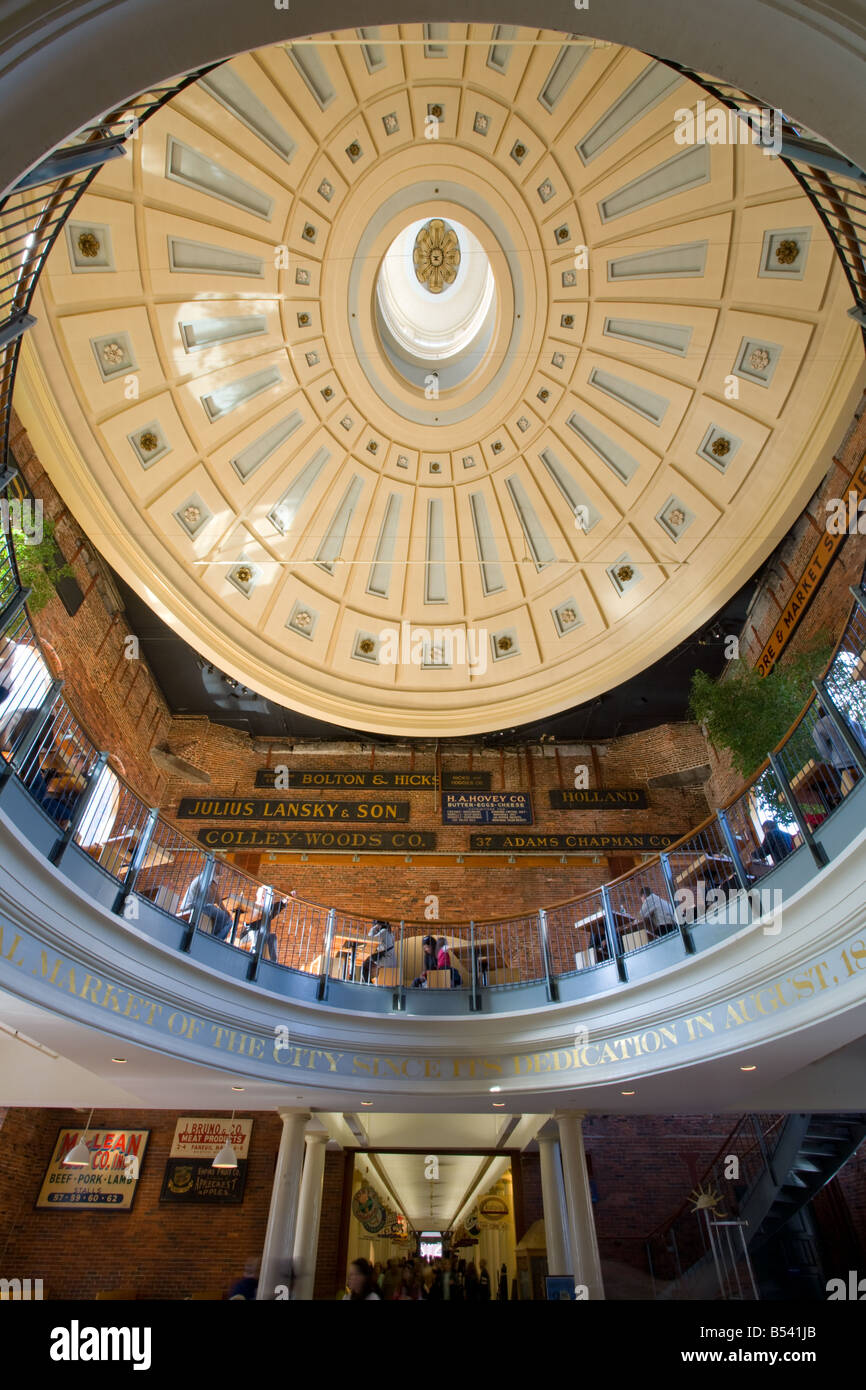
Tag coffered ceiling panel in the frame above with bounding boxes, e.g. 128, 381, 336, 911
13, 23, 861, 734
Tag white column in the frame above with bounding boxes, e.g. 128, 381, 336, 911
257, 1109, 310, 1300
554, 1111, 604, 1300
537, 1134, 569, 1276
292, 1132, 329, 1300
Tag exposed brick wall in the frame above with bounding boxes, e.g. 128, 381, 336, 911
0, 1108, 281, 1300
704, 394, 866, 808
9, 414, 172, 802
313, 1150, 351, 1301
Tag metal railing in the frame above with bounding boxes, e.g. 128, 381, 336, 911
659, 60, 866, 341
1, 586, 865, 1011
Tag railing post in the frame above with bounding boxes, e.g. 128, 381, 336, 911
469, 919, 480, 1011
600, 885, 626, 982
393, 920, 406, 1012
180, 853, 216, 952
113, 807, 158, 915
4, 678, 63, 776
247, 885, 273, 983
768, 751, 829, 868
716, 808, 751, 893
849, 583, 866, 614
536, 909, 558, 1002
49, 750, 108, 865
0, 586, 31, 633
658, 850, 694, 955
316, 908, 336, 1001
812, 677, 866, 778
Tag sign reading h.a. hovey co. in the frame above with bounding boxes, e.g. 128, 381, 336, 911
442, 792, 533, 825
160, 1116, 253, 1206
178, 798, 409, 822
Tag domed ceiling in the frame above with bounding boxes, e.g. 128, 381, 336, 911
15, 24, 862, 735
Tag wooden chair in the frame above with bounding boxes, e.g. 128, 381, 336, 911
486, 965, 522, 984
375, 967, 401, 987
425, 969, 454, 990
95, 1288, 136, 1300
621, 928, 649, 953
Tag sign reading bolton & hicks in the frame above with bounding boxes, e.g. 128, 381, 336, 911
549, 789, 649, 809
469, 832, 680, 851
442, 792, 533, 825
160, 1116, 253, 1205
178, 798, 409, 822
254, 769, 491, 790
197, 828, 436, 851
37, 1129, 149, 1210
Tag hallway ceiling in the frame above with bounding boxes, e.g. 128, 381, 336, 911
17, 24, 861, 735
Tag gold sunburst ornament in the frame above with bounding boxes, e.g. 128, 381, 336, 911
688, 1182, 726, 1217
413, 218, 460, 294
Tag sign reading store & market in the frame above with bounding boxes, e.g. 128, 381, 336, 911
178, 798, 409, 822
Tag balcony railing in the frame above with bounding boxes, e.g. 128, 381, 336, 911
1, 535, 865, 1012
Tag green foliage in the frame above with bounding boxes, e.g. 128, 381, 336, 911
10, 517, 74, 614
689, 638, 834, 780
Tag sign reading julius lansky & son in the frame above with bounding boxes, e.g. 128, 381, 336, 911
442, 792, 533, 825
549, 789, 649, 809
178, 798, 409, 822
469, 832, 680, 852
255, 768, 491, 790
197, 828, 436, 851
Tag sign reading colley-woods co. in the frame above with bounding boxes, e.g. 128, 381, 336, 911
442, 792, 533, 825
254, 768, 491, 790
469, 832, 680, 851
197, 828, 436, 851
161, 1116, 252, 1206
549, 789, 649, 809
178, 798, 409, 822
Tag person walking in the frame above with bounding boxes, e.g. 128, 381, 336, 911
343, 1259, 380, 1300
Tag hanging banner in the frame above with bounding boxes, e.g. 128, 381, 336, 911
36, 1129, 149, 1210
160, 1116, 253, 1205
442, 792, 533, 825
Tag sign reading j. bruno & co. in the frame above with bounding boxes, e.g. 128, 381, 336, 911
549, 789, 649, 809
178, 798, 409, 822
254, 769, 491, 790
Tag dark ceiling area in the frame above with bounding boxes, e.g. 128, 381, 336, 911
114, 572, 756, 747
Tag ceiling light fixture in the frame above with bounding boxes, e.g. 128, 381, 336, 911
740, 1065, 757, 1072
63, 1108, 95, 1167
231, 1086, 244, 1092
621, 1090, 635, 1096
212, 1112, 239, 1169
111, 1058, 127, 1064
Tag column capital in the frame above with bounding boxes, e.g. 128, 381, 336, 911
552, 1109, 588, 1123
303, 1130, 330, 1145
277, 1107, 312, 1124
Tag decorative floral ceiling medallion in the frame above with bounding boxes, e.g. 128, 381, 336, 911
102, 342, 125, 366
711, 436, 731, 457
77, 231, 100, 258
138, 431, 159, 453
616, 564, 634, 584
749, 346, 771, 371
775, 238, 799, 265
413, 218, 460, 295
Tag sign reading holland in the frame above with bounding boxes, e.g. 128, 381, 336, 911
442, 792, 533, 826
549, 789, 649, 809
178, 798, 409, 822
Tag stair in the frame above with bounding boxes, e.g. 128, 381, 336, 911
747, 1113, 866, 1252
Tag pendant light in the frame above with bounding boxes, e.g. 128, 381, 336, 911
212, 1111, 238, 1169
64, 1108, 94, 1167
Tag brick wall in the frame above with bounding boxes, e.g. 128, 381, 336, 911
313, 1150, 351, 1301
0, 1107, 281, 1300
704, 394, 866, 807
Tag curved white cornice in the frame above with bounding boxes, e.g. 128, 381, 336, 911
2, 804, 866, 1108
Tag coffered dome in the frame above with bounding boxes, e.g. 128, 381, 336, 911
16, 24, 861, 734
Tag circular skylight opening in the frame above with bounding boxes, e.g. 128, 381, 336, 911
376, 217, 496, 374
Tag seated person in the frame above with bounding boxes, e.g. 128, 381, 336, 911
637, 885, 676, 935
361, 919, 396, 983
412, 934, 439, 987
436, 936, 461, 988
812, 705, 864, 798
179, 868, 234, 941
755, 818, 795, 865
27, 764, 82, 824
239, 885, 294, 962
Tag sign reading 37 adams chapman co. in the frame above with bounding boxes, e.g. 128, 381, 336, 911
177, 798, 409, 822
469, 832, 680, 851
